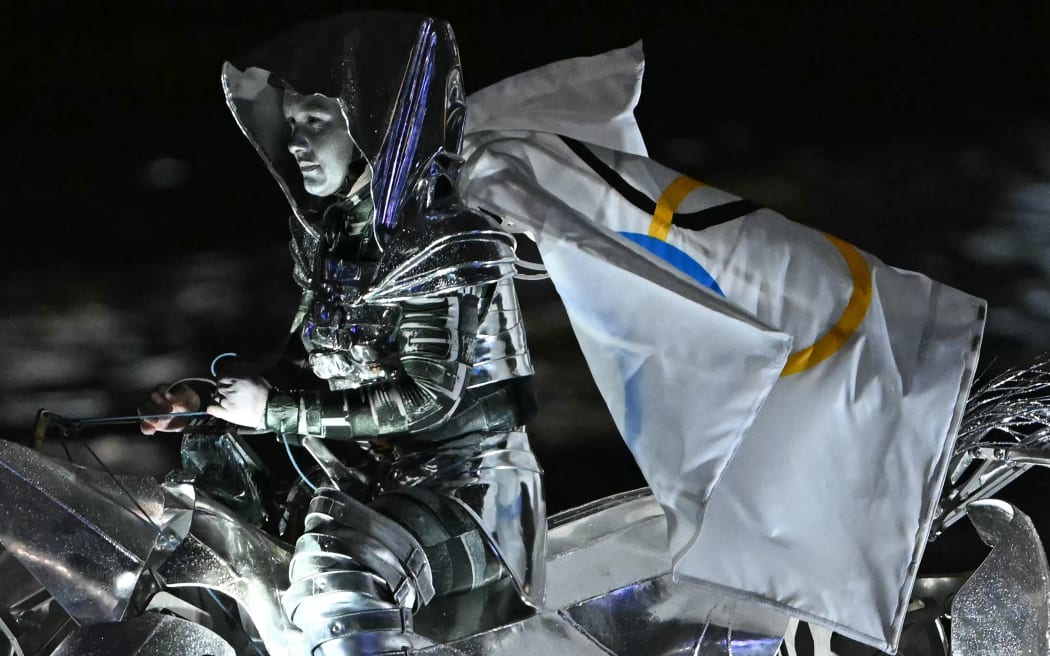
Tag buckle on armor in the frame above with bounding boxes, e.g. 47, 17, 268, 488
405, 547, 435, 604
392, 575, 413, 608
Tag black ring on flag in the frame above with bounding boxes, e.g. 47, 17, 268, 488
558, 135, 762, 230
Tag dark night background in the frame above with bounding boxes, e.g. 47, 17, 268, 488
4, 1, 1050, 574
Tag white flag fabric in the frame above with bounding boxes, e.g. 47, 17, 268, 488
460, 44, 985, 652
466, 140, 794, 568
464, 41, 650, 158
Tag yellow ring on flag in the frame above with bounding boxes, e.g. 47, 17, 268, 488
648, 175, 705, 240
647, 176, 872, 377
781, 234, 872, 376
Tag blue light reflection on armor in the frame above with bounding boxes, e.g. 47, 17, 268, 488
565, 575, 785, 656
618, 231, 725, 297
373, 25, 436, 230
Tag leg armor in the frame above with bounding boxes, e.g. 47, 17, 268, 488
282, 488, 435, 655
371, 489, 505, 598
282, 487, 510, 655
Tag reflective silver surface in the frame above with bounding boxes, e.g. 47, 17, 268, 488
383, 429, 547, 604
157, 488, 308, 656
282, 487, 436, 655
365, 18, 464, 232
0, 546, 75, 655
0, 445, 789, 656
50, 613, 234, 656
548, 490, 786, 656
412, 488, 785, 656
952, 500, 1050, 656
363, 227, 519, 303
0, 440, 190, 625
566, 575, 786, 656
936, 359, 1050, 533
547, 488, 787, 650
545, 488, 668, 609
173, 432, 268, 526
416, 610, 612, 655
469, 277, 535, 387
300, 435, 369, 492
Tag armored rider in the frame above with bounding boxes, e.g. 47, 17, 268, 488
142, 13, 544, 654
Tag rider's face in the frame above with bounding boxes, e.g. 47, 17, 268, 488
282, 91, 355, 197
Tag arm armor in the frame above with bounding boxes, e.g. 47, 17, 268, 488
265, 289, 486, 439
264, 211, 519, 440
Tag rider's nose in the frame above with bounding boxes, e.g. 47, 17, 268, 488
287, 128, 308, 155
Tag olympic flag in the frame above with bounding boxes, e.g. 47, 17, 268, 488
459, 44, 985, 652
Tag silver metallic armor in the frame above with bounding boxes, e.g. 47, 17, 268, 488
221, 13, 544, 654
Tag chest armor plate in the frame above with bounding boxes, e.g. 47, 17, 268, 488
301, 207, 402, 389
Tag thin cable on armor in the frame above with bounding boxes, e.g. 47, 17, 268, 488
515, 259, 546, 269
510, 252, 550, 279
76, 437, 167, 620
55, 364, 229, 541
210, 352, 239, 377
169, 378, 220, 392
56, 433, 74, 463
372, 204, 385, 253
513, 257, 550, 281
282, 432, 318, 491
78, 439, 164, 537
66, 412, 209, 427
691, 609, 712, 656
514, 271, 551, 281
199, 354, 320, 492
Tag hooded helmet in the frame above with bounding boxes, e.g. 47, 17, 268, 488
221, 12, 466, 242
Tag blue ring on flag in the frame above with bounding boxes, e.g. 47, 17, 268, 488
619, 231, 725, 297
